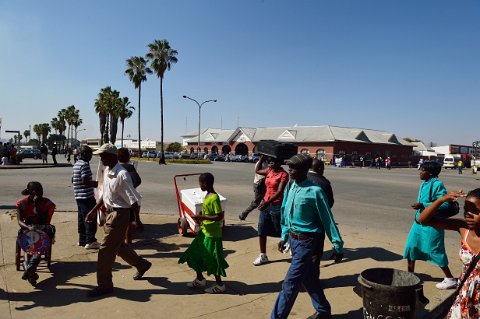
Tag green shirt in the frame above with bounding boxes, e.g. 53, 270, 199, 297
201, 193, 223, 238
281, 179, 344, 254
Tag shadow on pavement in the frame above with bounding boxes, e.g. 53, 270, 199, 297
147, 276, 282, 296
223, 224, 258, 242
323, 246, 403, 263
333, 309, 364, 318
0, 205, 16, 210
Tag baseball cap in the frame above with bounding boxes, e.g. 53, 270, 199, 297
285, 153, 312, 169
93, 143, 118, 155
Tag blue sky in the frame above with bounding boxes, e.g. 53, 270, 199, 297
1, 0, 478, 145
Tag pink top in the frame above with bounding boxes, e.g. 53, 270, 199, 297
263, 167, 289, 206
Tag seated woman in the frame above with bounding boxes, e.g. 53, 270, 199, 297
16, 181, 56, 286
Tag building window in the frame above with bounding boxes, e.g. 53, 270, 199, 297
203, 147, 209, 154
301, 148, 309, 154
316, 149, 326, 161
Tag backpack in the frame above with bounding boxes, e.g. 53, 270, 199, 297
428, 184, 459, 218
122, 163, 142, 188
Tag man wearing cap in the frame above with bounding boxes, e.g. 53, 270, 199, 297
85, 143, 151, 297
272, 154, 344, 319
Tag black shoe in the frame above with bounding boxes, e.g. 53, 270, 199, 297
309, 312, 331, 319
87, 286, 114, 297
238, 213, 247, 221
133, 259, 152, 280
27, 273, 39, 287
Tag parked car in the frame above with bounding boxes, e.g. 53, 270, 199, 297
17, 149, 41, 159
180, 152, 191, 159
163, 152, 175, 159
142, 150, 156, 158
231, 154, 248, 162
214, 154, 225, 161
249, 153, 260, 163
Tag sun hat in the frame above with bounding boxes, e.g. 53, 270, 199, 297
285, 153, 313, 169
92, 143, 118, 155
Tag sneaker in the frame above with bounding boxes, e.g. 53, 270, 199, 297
85, 241, 100, 249
204, 284, 226, 294
186, 278, 207, 289
436, 278, 457, 290
253, 254, 269, 266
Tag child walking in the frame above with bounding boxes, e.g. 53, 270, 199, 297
417, 188, 480, 318
178, 172, 229, 293
403, 160, 456, 289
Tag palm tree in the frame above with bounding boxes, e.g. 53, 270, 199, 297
33, 124, 42, 143
117, 97, 135, 147
146, 39, 178, 164
64, 105, 77, 149
108, 89, 121, 145
94, 90, 108, 145
95, 87, 120, 144
73, 117, 83, 143
57, 109, 67, 151
23, 130, 30, 143
125, 56, 152, 158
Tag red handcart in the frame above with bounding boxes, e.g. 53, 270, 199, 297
174, 173, 227, 236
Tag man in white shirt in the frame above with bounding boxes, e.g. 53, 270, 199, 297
85, 143, 151, 297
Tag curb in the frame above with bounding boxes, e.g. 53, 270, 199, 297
0, 163, 72, 169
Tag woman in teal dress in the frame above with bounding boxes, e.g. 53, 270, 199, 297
179, 172, 229, 293
404, 161, 456, 289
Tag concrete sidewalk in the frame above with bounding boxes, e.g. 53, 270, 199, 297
0, 211, 455, 319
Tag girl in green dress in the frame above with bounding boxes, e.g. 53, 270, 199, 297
179, 172, 229, 293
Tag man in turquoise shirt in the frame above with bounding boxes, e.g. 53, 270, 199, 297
272, 154, 344, 319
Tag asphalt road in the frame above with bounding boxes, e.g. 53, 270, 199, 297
1, 156, 479, 253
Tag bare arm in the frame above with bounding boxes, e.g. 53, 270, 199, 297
194, 211, 224, 222
85, 197, 104, 223
17, 207, 32, 230
258, 179, 287, 210
255, 155, 268, 175
417, 190, 466, 231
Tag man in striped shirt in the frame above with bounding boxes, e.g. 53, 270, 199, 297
72, 145, 100, 249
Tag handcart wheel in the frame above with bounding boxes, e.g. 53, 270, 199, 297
178, 217, 188, 236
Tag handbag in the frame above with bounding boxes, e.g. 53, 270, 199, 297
429, 185, 460, 218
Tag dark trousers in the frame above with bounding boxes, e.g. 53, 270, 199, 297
52, 154, 57, 164
240, 182, 266, 217
272, 234, 330, 319
76, 197, 98, 245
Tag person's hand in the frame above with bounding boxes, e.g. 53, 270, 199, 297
411, 203, 424, 210
443, 190, 466, 202
329, 252, 344, 263
130, 221, 137, 231
192, 215, 203, 223
27, 225, 35, 231
278, 240, 287, 253
257, 200, 266, 211
85, 210, 96, 223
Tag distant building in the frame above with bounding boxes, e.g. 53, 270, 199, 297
182, 125, 414, 165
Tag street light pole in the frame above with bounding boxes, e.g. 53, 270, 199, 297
183, 95, 217, 159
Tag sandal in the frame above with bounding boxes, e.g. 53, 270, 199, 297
186, 278, 206, 289
204, 284, 226, 294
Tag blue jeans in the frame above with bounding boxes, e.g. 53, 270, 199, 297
76, 197, 98, 245
271, 234, 331, 319
258, 205, 281, 237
